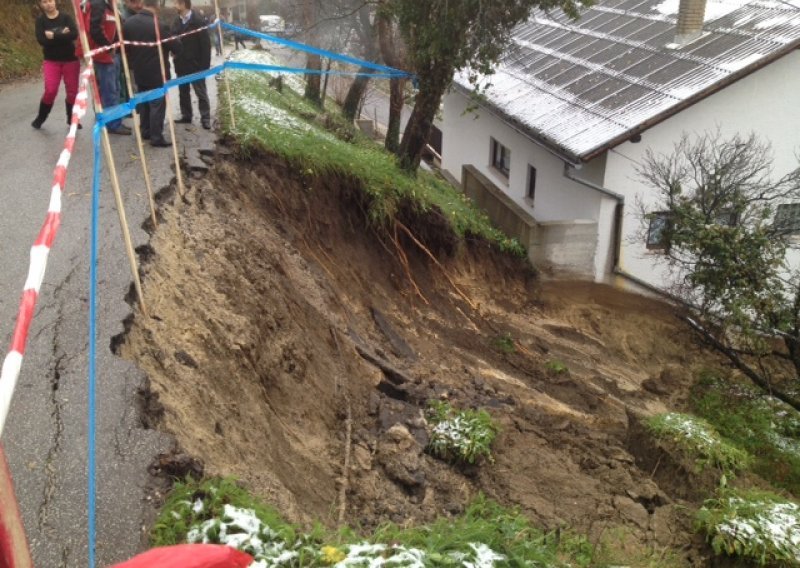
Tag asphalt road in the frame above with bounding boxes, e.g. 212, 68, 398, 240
0, 54, 222, 567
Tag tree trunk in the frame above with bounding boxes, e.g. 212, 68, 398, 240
385, 78, 405, 153
321, 58, 332, 109
343, 70, 371, 121
304, 54, 322, 106
302, 0, 321, 106
377, 9, 406, 156
398, 78, 446, 172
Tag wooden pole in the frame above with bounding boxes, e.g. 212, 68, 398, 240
72, 0, 148, 317
212, 0, 236, 130
111, 1, 158, 229
0, 445, 32, 568
152, 12, 186, 198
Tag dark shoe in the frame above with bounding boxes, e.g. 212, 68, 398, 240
65, 102, 82, 129
140, 131, 151, 140
201, 118, 211, 130
150, 138, 171, 147
175, 116, 192, 124
108, 125, 132, 135
31, 101, 53, 129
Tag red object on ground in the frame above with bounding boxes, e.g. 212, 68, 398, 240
109, 544, 254, 568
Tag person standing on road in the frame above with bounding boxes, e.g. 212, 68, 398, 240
211, 10, 223, 56
77, 0, 132, 134
233, 18, 247, 50
118, 0, 143, 103
171, 0, 212, 129
123, 0, 181, 147
31, 0, 80, 129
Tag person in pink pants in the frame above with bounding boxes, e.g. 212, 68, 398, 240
32, 0, 81, 129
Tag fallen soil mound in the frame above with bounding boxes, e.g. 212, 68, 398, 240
117, 146, 717, 564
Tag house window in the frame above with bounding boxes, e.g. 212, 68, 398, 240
490, 138, 511, 178
526, 165, 537, 202
775, 203, 800, 234
646, 212, 671, 250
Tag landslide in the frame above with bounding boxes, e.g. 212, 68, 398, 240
117, 147, 714, 564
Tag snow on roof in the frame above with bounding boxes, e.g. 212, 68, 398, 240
454, 0, 800, 162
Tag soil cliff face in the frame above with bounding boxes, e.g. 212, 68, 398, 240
118, 150, 713, 563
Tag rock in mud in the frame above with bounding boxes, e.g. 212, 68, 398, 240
377, 424, 425, 489
149, 450, 204, 480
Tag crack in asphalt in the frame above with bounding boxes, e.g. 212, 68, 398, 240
36, 263, 78, 533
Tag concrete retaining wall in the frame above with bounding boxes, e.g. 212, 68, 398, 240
462, 165, 598, 279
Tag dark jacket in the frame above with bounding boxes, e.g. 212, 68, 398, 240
123, 10, 181, 88
170, 10, 211, 75
76, 0, 117, 64
35, 12, 78, 62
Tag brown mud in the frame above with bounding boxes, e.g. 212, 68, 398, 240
117, 148, 722, 565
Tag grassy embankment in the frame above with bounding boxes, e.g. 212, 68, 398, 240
0, 2, 43, 82
218, 51, 524, 256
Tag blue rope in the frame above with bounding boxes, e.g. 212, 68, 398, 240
88, 124, 101, 568
220, 21, 411, 77
97, 60, 410, 126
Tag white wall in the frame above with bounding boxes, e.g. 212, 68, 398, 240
603, 50, 800, 289
442, 90, 623, 280
442, 91, 605, 223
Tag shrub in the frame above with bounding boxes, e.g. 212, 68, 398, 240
645, 412, 751, 475
426, 401, 498, 464
691, 372, 800, 495
696, 489, 800, 565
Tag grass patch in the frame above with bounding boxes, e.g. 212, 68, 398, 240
691, 371, 800, 495
220, 51, 525, 256
491, 333, 516, 354
645, 412, 751, 475
426, 400, 499, 465
696, 489, 800, 566
545, 360, 569, 375
153, 479, 595, 567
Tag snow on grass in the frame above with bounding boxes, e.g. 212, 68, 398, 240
426, 401, 498, 464
646, 412, 751, 473
236, 95, 322, 136
229, 48, 306, 92
698, 492, 800, 564
185, 502, 508, 567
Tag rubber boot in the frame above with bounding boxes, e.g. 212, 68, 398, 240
65, 101, 82, 129
31, 101, 53, 129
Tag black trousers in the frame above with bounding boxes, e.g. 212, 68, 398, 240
178, 77, 210, 120
136, 86, 167, 142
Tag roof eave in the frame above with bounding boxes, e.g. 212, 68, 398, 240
451, 82, 584, 166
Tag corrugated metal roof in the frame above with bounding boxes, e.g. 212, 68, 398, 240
454, 0, 800, 162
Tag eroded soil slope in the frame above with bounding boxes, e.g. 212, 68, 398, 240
118, 150, 713, 563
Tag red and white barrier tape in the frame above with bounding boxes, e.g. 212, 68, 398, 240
0, 67, 92, 436
87, 19, 217, 57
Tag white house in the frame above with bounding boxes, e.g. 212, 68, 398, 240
441, 0, 800, 292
